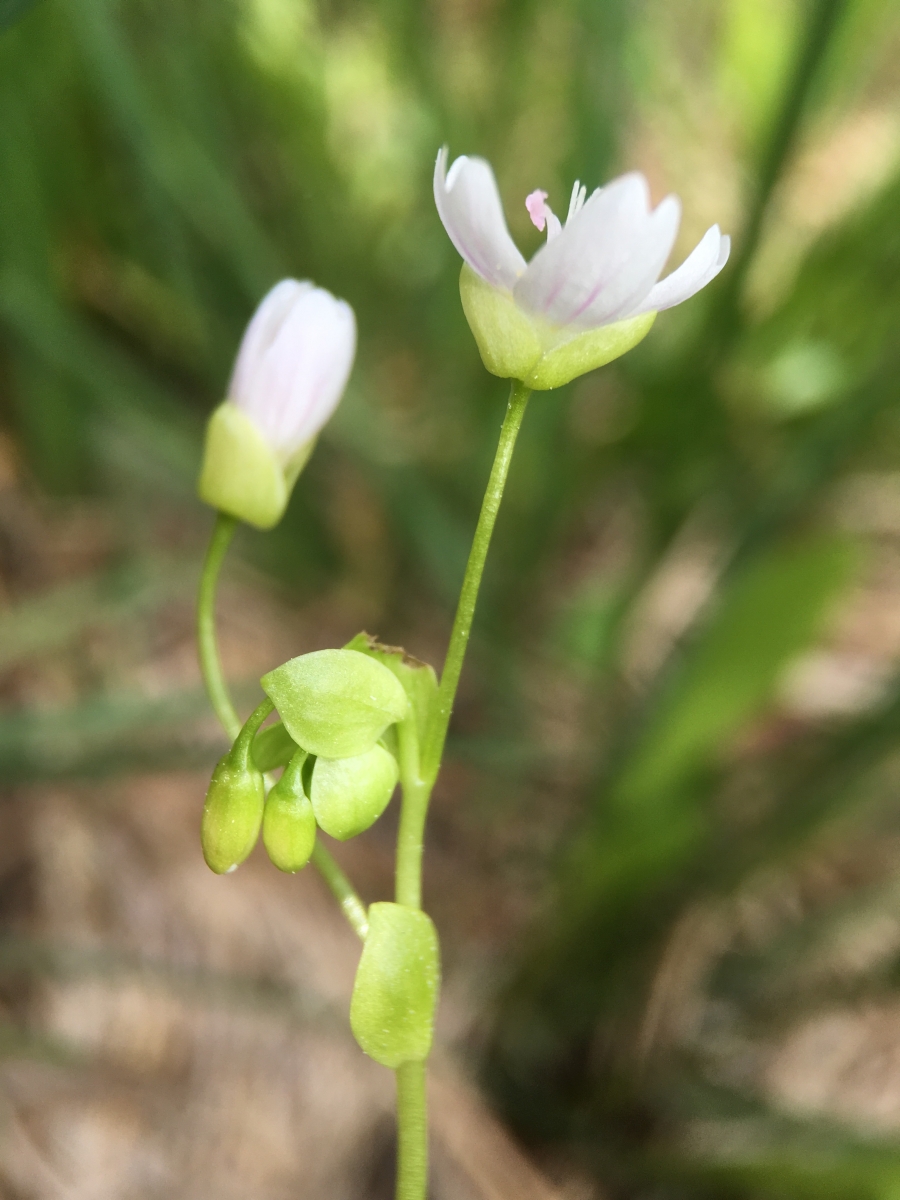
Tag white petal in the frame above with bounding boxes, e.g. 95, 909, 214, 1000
229, 279, 312, 406
628, 226, 731, 315
513, 173, 681, 329
573, 194, 681, 328
433, 147, 526, 290
240, 287, 356, 456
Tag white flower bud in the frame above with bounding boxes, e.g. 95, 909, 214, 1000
198, 280, 356, 529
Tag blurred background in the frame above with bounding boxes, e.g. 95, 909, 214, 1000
1, 0, 900, 1195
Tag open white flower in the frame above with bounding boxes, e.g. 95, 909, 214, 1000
434, 147, 730, 389
199, 280, 356, 529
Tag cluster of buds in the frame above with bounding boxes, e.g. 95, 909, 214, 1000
200, 637, 441, 1068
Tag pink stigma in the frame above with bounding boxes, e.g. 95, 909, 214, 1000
525, 189, 550, 232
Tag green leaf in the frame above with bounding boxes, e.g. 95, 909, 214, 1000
350, 903, 440, 1068
310, 744, 399, 841
344, 632, 438, 750
261, 648, 409, 759
251, 720, 299, 772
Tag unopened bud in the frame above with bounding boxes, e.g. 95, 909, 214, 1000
310, 744, 399, 841
261, 648, 408, 759
262, 749, 316, 873
350, 902, 440, 1068
198, 280, 356, 529
200, 698, 272, 874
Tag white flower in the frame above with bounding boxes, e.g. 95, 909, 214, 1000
229, 279, 356, 461
434, 148, 730, 388
199, 279, 356, 529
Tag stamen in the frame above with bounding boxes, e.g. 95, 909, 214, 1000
567, 181, 587, 222
525, 189, 551, 232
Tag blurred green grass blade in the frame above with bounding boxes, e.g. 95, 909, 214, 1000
0, 270, 201, 489
619, 537, 858, 803
0, 0, 39, 32
0, 556, 195, 672
0, 688, 218, 782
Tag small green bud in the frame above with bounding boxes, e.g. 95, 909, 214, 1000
459, 264, 656, 390
310, 744, 399, 840
344, 633, 438, 751
261, 648, 409, 759
200, 697, 273, 874
201, 746, 265, 875
350, 902, 440, 1068
262, 749, 316, 873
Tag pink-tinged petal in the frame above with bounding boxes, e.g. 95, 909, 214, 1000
434, 147, 526, 290
242, 288, 356, 457
628, 226, 730, 315
572, 194, 681, 328
229, 279, 312, 406
513, 173, 677, 329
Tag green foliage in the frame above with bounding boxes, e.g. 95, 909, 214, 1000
345, 632, 438, 750
310, 744, 400, 840
261, 648, 409, 758
350, 902, 440, 1068
620, 537, 858, 803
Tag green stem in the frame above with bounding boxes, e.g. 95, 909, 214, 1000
197, 512, 241, 741
395, 1060, 427, 1200
395, 717, 431, 910
421, 379, 532, 782
197, 510, 368, 942
391, 380, 531, 1200
310, 841, 369, 939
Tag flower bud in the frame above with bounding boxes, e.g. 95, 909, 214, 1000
201, 746, 265, 875
198, 280, 356, 529
460, 264, 656, 390
350, 902, 440, 1068
262, 749, 317, 873
261, 648, 409, 759
310, 744, 399, 841
200, 697, 272, 874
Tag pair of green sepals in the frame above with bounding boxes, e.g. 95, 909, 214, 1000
201, 633, 437, 876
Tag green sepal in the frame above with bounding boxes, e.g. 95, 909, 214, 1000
252, 719, 299, 772
261, 648, 409, 759
344, 633, 438, 751
198, 401, 287, 530
527, 311, 656, 389
459, 265, 542, 382
201, 735, 265, 875
310, 744, 399, 840
262, 749, 316, 873
350, 902, 440, 1068
459, 264, 657, 390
